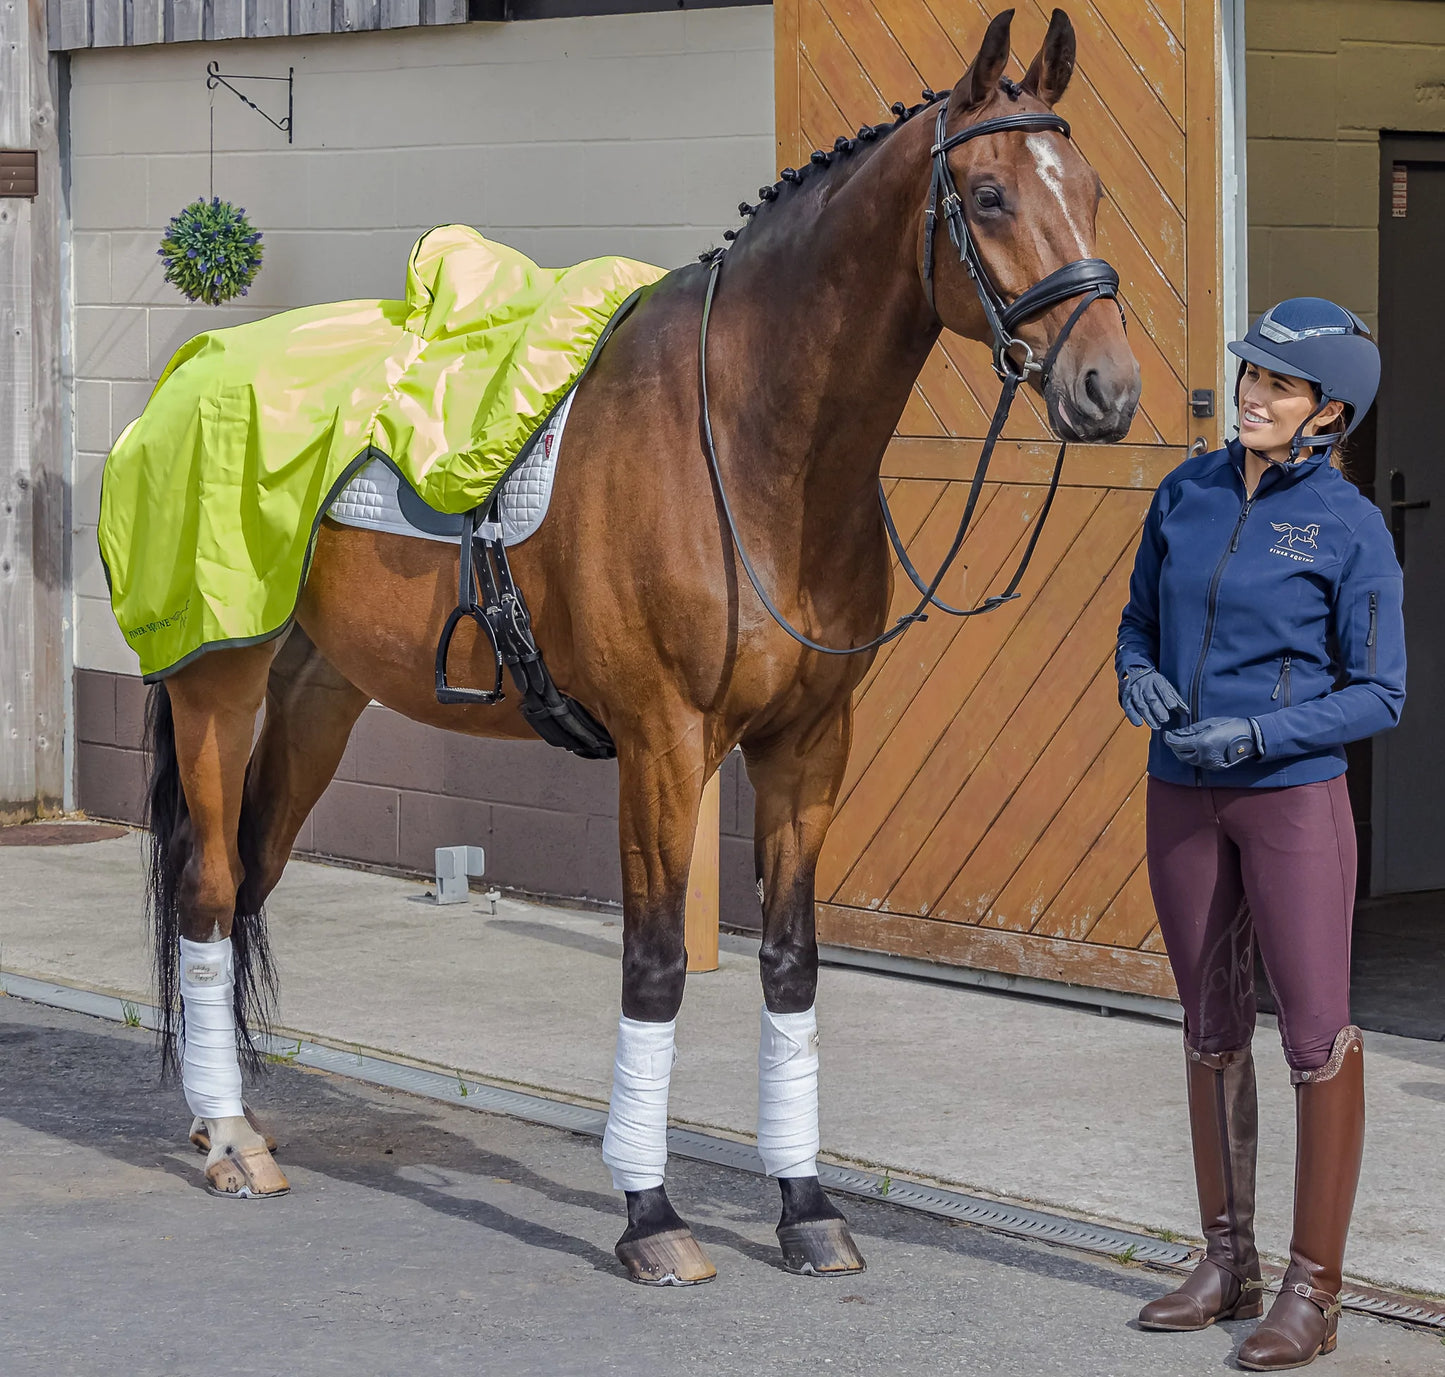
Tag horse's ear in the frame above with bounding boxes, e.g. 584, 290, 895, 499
1021, 9, 1076, 107
954, 9, 1015, 112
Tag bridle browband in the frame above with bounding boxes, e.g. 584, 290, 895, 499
699, 92, 1127, 655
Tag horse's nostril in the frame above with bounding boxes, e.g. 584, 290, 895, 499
1083, 368, 1108, 414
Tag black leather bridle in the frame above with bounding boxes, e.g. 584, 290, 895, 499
700, 93, 1127, 655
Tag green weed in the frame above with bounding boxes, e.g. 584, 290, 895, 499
456, 1071, 469, 1099
877, 1171, 892, 1197
1114, 1244, 1139, 1266
121, 1001, 142, 1028
266, 1039, 303, 1065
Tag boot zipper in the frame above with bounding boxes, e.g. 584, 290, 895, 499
1270, 655, 1293, 707
1367, 592, 1378, 675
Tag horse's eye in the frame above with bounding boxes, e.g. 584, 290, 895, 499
973, 186, 1004, 211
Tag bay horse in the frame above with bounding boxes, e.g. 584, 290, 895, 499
142, 7, 1140, 1284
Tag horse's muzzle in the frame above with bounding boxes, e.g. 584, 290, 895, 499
1045, 359, 1141, 445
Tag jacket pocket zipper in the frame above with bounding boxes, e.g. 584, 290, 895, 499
1271, 655, 1293, 707
1367, 592, 1378, 676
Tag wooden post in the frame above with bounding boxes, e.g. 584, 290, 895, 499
684, 769, 720, 973
0, 2, 66, 824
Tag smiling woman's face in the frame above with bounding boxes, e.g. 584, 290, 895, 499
1237, 363, 1344, 459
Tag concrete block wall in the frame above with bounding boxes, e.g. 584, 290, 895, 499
69, 12, 774, 920
1246, 0, 1445, 334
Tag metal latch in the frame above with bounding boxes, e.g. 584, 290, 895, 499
1190, 388, 1215, 418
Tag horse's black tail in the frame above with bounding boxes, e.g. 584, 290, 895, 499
144, 683, 277, 1082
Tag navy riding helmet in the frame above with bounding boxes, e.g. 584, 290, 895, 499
1227, 296, 1381, 459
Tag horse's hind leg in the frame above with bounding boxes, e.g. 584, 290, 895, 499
604, 726, 717, 1286
152, 642, 290, 1199
245, 625, 370, 902
745, 707, 867, 1276
187, 626, 369, 1157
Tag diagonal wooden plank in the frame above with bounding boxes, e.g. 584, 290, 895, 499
1017, 0, 1182, 144
1097, 200, 1186, 380
1090, 0, 1184, 125
798, 0, 891, 127
822, 484, 1105, 897
1139, 0, 1182, 53
913, 342, 994, 437
813, 0, 923, 119
1032, 782, 1146, 940
776, 0, 804, 172
834, 480, 1023, 814
826, 484, 1113, 906
982, 717, 1148, 933
898, 383, 947, 437
1139, 923, 1168, 954
1085, 858, 1159, 948
884, 527, 1143, 916
938, 656, 1136, 926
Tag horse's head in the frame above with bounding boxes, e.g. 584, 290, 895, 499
922, 8, 1141, 444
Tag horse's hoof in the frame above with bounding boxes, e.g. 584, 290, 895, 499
777, 1218, 867, 1276
190, 1107, 277, 1156
204, 1144, 290, 1199
615, 1227, 717, 1286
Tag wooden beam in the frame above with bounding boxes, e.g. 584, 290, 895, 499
1184, 0, 1225, 453
816, 903, 1179, 1000
685, 769, 721, 973
0, 0, 66, 823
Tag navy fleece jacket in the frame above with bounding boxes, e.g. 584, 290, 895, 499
1116, 440, 1406, 788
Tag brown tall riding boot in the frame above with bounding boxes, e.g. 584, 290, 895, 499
1237, 1026, 1365, 1372
1139, 1043, 1265, 1332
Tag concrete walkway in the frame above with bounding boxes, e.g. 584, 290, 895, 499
8, 998, 1445, 1377
2, 830, 1443, 1301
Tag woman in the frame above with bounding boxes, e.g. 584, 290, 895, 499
1115, 297, 1405, 1371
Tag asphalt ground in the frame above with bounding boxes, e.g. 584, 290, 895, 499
2, 998, 1441, 1377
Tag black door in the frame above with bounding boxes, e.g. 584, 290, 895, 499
1374, 135, 1445, 894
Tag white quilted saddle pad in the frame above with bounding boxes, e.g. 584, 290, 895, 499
328, 387, 575, 547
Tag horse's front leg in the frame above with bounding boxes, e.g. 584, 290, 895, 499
604, 730, 716, 1286
746, 709, 867, 1276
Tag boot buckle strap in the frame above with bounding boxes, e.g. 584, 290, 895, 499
1291, 1281, 1342, 1317
1241, 1279, 1270, 1293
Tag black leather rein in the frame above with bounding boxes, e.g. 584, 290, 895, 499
699, 95, 1124, 656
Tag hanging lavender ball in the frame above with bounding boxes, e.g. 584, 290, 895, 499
157, 197, 264, 306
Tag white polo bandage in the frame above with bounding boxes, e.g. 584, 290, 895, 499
178, 936, 245, 1120
757, 1004, 820, 1178
601, 1015, 676, 1192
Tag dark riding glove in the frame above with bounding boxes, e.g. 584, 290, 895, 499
1163, 717, 1265, 771
1119, 667, 1189, 730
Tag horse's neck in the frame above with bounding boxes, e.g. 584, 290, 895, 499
718, 123, 946, 513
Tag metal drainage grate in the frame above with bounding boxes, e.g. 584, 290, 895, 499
6, 972, 1444, 1329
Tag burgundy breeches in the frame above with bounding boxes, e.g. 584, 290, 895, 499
1145, 774, 1356, 1072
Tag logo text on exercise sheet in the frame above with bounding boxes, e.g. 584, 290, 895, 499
1270, 522, 1320, 563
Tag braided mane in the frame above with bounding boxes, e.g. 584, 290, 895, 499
700, 89, 948, 261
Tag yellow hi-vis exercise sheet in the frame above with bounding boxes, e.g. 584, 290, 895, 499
99, 224, 666, 679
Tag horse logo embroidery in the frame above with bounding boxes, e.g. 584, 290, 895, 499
1270, 522, 1321, 563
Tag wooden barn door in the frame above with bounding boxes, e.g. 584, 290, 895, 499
776, 0, 1227, 999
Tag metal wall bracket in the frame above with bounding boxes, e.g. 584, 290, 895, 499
206, 62, 294, 144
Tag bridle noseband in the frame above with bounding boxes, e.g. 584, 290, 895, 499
699, 92, 1128, 656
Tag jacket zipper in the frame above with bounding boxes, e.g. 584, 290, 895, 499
1367, 591, 1378, 676
1271, 655, 1292, 707
1189, 496, 1255, 723
1185, 494, 1255, 784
